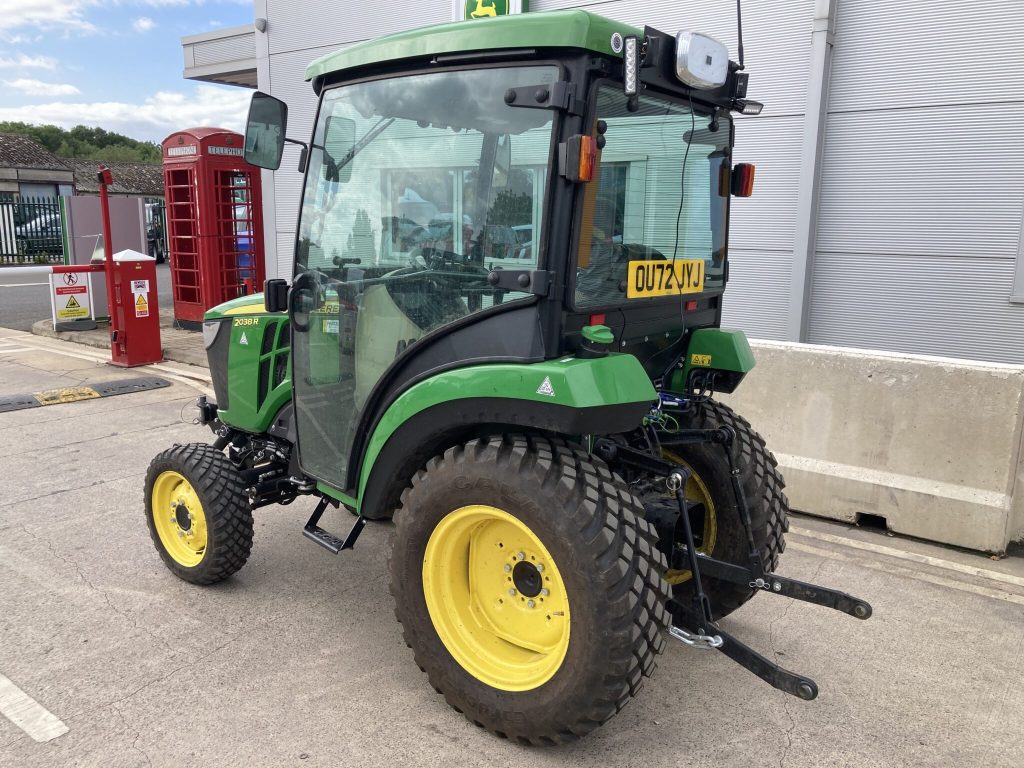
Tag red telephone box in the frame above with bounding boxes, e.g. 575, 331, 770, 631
162, 128, 265, 327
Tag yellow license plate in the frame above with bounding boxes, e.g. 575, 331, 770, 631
626, 259, 705, 299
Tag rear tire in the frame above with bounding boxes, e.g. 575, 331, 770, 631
390, 434, 670, 746
144, 443, 253, 585
652, 399, 789, 620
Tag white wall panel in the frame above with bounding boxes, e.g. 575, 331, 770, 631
728, 115, 802, 254
817, 103, 1024, 260
266, 45, 338, 236
807, 254, 1024, 364
191, 30, 255, 66
533, 0, 814, 116
720, 249, 793, 341
267, 0, 449, 55
829, 0, 1024, 113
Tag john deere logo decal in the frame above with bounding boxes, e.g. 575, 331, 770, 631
465, 0, 508, 19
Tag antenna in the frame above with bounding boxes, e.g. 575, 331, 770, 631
736, 0, 745, 70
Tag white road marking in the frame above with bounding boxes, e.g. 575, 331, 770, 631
0, 674, 68, 743
0, 347, 35, 355
0, 282, 48, 287
789, 525, 1024, 589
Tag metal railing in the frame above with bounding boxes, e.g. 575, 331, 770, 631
0, 196, 65, 265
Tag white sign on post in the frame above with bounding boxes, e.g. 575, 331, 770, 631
50, 271, 93, 324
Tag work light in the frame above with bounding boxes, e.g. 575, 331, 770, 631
675, 31, 729, 89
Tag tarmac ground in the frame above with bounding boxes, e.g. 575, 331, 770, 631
1, 328, 1022, 768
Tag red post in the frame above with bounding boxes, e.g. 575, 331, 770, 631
97, 165, 118, 346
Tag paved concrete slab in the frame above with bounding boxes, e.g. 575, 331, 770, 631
0, 328, 1022, 767
32, 307, 208, 369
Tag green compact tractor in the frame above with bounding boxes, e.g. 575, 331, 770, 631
145, 9, 871, 744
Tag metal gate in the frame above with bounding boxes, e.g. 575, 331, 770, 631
0, 196, 65, 265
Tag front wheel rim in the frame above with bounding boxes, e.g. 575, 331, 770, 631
422, 505, 570, 692
152, 470, 208, 567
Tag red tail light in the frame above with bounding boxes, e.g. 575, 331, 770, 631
732, 163, 755, 197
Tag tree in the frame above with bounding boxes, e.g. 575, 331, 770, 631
0, 121, 161, 163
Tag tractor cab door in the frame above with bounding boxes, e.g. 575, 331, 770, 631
287, 66, 557, 493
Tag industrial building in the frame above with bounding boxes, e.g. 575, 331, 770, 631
182, 1, 1024, 363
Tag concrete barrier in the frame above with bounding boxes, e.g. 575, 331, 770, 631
720, 340, 1024, 553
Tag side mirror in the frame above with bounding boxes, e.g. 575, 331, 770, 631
324, 115, 357, 183
244, 92, 288, 170
264, 278, 289, 313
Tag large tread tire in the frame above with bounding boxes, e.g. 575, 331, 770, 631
656, 398, 789, 620
390, 434, 671, 746
144, 443, 253, 585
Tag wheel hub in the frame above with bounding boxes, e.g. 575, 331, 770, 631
173, 502, 192, 532
512, 560, 542, 597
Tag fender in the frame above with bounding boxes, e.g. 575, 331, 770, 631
671, 328, 756, 394
352, 353, 657, 519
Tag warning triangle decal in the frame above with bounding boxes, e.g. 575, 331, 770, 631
135, 294, 147, 307
65, 296, 81, 309
239, 332, 248, 346
536, 376, 556, 397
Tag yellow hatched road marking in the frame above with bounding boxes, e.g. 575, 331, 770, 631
33, 386, 101, 406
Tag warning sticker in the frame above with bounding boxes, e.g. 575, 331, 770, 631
54, 275, 91, 321
135, 293, 149, 318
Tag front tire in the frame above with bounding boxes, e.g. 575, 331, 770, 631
390, 435, 670, 746
144, 443, 253, 585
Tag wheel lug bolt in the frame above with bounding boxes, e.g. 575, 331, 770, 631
508, 588, 516, 596
535, 563, 544, 572
503, 564, 511, 573
540, 588, 549, 596
516, 551, 525, 561
527, 600, 535, 608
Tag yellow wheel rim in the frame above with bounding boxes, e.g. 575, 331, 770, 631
422, 505, 570, 692
662, 450, 718, 585
151, 470, 208, 568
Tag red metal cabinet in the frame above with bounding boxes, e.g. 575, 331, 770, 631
162, 128, 265, 327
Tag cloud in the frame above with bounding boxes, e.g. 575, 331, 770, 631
132, 17, 156, 33
4, 78, 80, 96
0, 53, 57, 69
0, 1, 96, 34
0, 84, 252, 142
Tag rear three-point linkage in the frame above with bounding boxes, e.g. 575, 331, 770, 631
594, 427, 872, 701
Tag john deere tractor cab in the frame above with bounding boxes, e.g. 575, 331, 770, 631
145, 8, 871, 745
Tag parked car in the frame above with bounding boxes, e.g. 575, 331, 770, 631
15, 212, 63, 257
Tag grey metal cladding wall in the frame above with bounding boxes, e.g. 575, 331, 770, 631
533, 0, 813, 116
191, 32, 255, 67
807, 254, 1024, 364
816, 104, 1024, 259
721, 250, 793, 340
268, 0, 449, 55
828, 0, 1024, 113
811, 0, 1024, 363
729, 115, 802, 254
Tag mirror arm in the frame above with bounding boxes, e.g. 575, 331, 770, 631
282, 137, 309, 173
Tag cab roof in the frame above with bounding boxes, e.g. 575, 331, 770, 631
304, 10, 641, 83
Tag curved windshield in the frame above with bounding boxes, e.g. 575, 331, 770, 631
574, 84, 730, 308
297, 65, 557, 282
